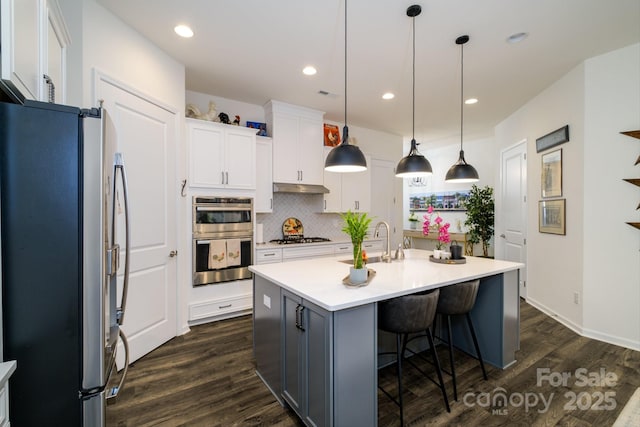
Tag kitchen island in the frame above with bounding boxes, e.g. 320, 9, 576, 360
250, 249, 523, 426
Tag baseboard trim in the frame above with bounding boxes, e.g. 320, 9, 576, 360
526, 298, 640, 351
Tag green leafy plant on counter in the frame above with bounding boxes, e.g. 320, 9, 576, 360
464, 184, 495, 257
340, 210, 372, 270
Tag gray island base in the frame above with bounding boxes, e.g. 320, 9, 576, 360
250, 249, 523, 426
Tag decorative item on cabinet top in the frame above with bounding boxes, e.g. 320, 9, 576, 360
621, 130, 640, 230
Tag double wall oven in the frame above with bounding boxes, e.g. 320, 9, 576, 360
192, 196, 253, 286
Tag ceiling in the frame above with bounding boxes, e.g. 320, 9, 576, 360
96, 0, 639, 146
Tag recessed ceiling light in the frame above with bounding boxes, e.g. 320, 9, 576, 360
465, 98, 478, 105
506, 32, 528, 44
174, 25, 194, 38
382, 92, 395, 100
303, 66, 317, 76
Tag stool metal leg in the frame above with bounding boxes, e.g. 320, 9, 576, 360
445, 314, 458, 401
465, 313, 488, 380
426, 327, 451, 413
396, 333, 405, 427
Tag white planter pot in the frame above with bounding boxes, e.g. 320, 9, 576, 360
433, 249, 442, 259
349, 267, 368, 284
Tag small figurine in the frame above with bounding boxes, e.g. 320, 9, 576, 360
232, 115, 240, 125
218, 112, 230, 124
257, 123, 267, 136
186, 100, 218, 122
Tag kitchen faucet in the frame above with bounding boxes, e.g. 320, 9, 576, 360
374, 221, 392, 263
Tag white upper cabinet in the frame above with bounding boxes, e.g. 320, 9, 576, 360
322, 147, 371, 213
265, 100, 324, 185
255, 136, 273, 213
1, 0, 69, 103
187, 119, 256, 190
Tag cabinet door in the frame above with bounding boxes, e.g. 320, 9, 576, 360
1, 0, 40, 100
304, 299, 332, 427
298, 117, 324, 185
341, 155, 371, 212
255, 138, 273, 212
282, 291, 304, 417
322, 147, 342, 213
225, 127, 255, 189
272, 113, 300, 183
44, 0, 69, 104
188, 122, 225, 187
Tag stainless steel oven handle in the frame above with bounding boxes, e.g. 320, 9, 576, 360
195, 206, 252, 212
196, 237, 252, 244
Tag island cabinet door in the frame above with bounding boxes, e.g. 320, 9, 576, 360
281, 290, 333, 426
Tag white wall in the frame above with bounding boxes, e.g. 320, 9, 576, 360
582, 44, 640, 349
495, 43, 640, 350
402, 135, 496, 255
61, 0, 189, 333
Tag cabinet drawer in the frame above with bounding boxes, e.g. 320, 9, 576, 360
189, 294, 252, 321
363, 240, 384, 252
256, 248, 283, 264
283, 245, 334, 261
334, 243, 353, 254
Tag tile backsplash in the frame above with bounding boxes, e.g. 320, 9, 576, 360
256, 193, 344, 241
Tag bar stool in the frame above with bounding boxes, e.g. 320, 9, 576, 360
436, 279, 488, 401
378, 289, 450, 426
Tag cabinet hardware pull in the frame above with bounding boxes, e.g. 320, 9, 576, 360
221, 171, 225, 184
295, 305, 301, 329
169, 250, 178, 257
43, 74, 55, 103
225, 171, 229, 184
264, 253, 275, 257
298, 306, 305, 331
219, 304, 232, 309
180, 179, 187, 197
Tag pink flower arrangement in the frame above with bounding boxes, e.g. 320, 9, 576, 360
422, 205, 451, 250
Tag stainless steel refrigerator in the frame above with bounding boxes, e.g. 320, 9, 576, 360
0, 98, 130, 426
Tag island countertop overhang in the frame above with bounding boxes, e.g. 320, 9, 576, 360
249, 249, 524, 311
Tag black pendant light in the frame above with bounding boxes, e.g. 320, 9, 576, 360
445, 35, 479, 183
396, 5, 432, 178
324, 0, 367, 173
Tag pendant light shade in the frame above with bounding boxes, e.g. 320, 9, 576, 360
445, 35, 479, 183
324, 0, 367, 173
396, 4, 432, 178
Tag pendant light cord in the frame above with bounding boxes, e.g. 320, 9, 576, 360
344, 0, 348, 131
412, 12, 416, 141
460, 40, 464, 151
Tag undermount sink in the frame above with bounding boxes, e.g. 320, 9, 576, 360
339, 256, 384, 264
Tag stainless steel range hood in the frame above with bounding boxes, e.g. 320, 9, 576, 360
273, 182, 330, 194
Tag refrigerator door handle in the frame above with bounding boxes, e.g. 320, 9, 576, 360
113, 152, 131, 326
106, 328, 130, 402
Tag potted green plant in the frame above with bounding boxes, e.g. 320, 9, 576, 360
463, 184, 495, 257
408, 211, 419, 229
340, 210, 373, 283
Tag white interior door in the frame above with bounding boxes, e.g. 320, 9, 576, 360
500, 141, 528, 298
98, 76, 178, 364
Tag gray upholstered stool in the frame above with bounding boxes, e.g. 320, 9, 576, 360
378, 289, 450, 426
436, 279, 488, 401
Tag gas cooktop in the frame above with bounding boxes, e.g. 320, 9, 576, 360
269, 237, 332, 245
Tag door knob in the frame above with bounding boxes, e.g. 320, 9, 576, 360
169, 250, 178, 257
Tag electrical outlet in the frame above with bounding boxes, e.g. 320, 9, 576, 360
573, 292, 580, 305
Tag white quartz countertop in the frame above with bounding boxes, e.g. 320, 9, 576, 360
249, 249, 524, 311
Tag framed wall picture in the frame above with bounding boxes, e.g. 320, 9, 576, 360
323, 124, 340, 147
541, 149, 562, 198
536, 125, 569, 152
539, 199, 566, 235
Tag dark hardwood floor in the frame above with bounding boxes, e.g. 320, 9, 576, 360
107, 300, 639, 426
